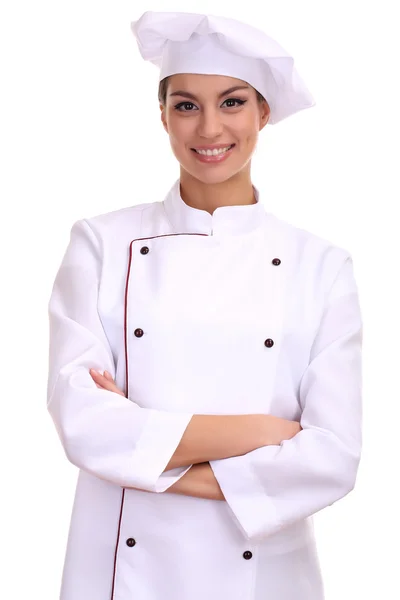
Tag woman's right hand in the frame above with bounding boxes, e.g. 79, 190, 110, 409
89, 369, 126, 397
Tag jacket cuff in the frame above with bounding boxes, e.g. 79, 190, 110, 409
210, 454, 281, 541
132, 410, 194, 493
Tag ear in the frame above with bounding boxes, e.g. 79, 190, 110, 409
259, 100, 270, 131
160, 104, 169, 133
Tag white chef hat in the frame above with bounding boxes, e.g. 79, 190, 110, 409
130, 11, 315, 125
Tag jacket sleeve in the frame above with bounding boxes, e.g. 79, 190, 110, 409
47, 218, 194, 492
209, 254, 363, 542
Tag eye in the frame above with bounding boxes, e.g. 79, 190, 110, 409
221, 98, 247, 108
173, 98, 247, 112
173, 102, 199, 112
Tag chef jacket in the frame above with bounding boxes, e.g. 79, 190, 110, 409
47, 178, 363, 600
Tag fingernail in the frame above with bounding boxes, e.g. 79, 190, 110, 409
90, 369, 102, 377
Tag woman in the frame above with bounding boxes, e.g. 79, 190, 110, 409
47, 10, 363, 600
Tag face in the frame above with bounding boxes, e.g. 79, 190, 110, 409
160, 73, 270, 185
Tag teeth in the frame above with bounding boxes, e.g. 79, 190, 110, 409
195, 145, 232, 156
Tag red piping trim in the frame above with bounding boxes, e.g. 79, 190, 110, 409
110, 488, 125, 599
110, 231, 207, 598
124, 242, 134, 396
123, 232, 207, 394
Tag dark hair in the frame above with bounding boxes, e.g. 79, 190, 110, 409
158, 76, 267, 106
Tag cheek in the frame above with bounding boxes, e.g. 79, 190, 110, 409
167, 121, 193, 160
233, 115, 259, 141
238, 128, 259, 149
166, 113, 192, 140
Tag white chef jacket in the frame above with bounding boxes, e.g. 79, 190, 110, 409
47, 178, 363, 600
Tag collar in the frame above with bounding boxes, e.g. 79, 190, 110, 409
162, 179, 266, 237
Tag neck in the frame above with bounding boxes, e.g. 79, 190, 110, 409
179, 168, 256, 216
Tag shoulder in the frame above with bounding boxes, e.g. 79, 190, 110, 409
80, 200, 161, 241
266, 212, 355, 297
85, 200, 156, 227
269, 211, 351, 262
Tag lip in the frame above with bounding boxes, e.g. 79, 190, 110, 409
191, 143, 235, 150
191, 144, 235, 164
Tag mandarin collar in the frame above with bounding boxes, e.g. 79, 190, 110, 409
162, 179, 266, 237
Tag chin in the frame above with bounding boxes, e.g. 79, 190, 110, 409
179, 159, 247, 186
187, 169, 235, 186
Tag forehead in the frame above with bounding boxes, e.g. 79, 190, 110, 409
168, 73, 249, 92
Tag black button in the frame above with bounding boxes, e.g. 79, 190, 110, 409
140, 246, 149, 255
264, 338, 274, 348
272, 258, 281, 266
134, 328, 144, 337
243, 550, 253, 560
126, 538, 136, 547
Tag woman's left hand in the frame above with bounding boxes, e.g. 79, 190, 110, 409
89, 369, 125, 397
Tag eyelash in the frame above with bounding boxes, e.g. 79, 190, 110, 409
173, 98, 247, 112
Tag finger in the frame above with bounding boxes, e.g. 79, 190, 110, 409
90, 370, 109, 386
93, 374, 121, 394
89, 371, 104, 389
90, 369, 113, 382
90, 369, 103, 379
89, 369, 125, 396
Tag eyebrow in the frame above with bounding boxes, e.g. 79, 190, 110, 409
168, 85, 250, 100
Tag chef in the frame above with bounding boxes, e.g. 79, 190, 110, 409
47, 10, 363, 600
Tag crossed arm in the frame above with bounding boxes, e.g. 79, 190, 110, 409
90, 369, 300, 502
166, 461, 225, 501
51, 226, 362, 541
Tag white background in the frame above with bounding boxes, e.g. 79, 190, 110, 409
1, 0, 399, 598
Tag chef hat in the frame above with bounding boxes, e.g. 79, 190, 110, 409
130, 11, 315, 125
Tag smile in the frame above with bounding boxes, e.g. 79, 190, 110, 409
193, 144, 235, 156
191, 144, 236, 163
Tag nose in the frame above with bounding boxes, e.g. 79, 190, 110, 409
196, 106, 224, 139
